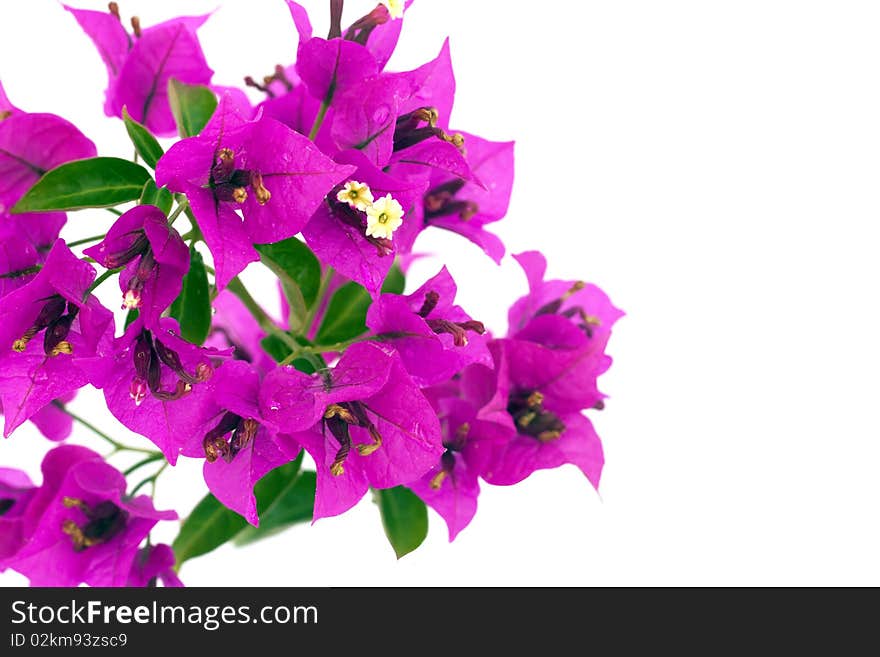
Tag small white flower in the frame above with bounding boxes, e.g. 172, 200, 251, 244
336, 180, 374, 211
365, 194, 404, 239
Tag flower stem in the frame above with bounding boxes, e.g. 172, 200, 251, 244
105, 208, 123, 217
167, 197, 190, 227
123, 453, 166, 476
51, 402, 157, 455
303, 267, 334, 337
279, 338, 357, 366
67, 234, 106, 248
309, 98, 331, 141
129, 462, 169, 498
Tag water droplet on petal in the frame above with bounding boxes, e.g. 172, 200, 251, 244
372, 105, 390, 124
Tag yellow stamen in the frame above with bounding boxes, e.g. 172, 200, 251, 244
324, 404, 357, 423
356, 429, 382, 456
430, 470, 447, 490
232, 187, 248, 203
330, 461, 345, 477
443, 132, 465, 148
0, 110, 11, 121
218, 147, 235, 162
526, 392, 544, 409
516, 411, 537, 428
12, 338, 28, 352
62, 520, 87, 551
537, 430, 562, 443
51, 341, 73, 356
62, 496, 86, 510
251, 172, 271, 205
562, 281, 586, 301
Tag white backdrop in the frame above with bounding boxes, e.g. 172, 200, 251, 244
1, 0, 879, 586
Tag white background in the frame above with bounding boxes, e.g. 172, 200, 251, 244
1, 0, 879, 586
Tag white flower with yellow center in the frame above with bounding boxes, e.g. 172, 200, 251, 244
336, 180, 374, 211
382, 0, 405, 19
365, 194, 404, 240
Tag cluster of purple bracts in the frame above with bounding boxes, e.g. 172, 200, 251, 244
0, 0, 620, 585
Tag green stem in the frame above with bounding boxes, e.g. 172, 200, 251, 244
0, 265, 41, 280
106, 208, 123, 217
309, 98, 331, 141
67, 233, 106, 248
52, 402, 156, 455
167, 197, 190, 227
303, 267, 334, 336
123, 453, 165, 477
129, 462, 168, 498
279, 337, 359, 366
227, 276, 301, 353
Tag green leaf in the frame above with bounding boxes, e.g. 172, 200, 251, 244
124, 308, 139, 330
168, 78, 218, 138
138, 179, 173, 216
376, 486, 429, 559
173, 493, 249, 567
382, 261, 406, 295
255, 239, 321, 333
174, 454, 314, 566
122, 106, 164, 169
11, 157, 152, 212
169, 247, 211, 345
314, 282, 371, 346
234, 457, 316, 546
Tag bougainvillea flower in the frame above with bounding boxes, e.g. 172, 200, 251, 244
508, 251, 624, 351
408, 132, 515, 262
0, 83, 94, 260
187, 360, 292, 525
260, 341, 442, 520
84, 205, 188, 327
0, 241, 113, 438
246, 0, 409, 143
65, 4, 213, 136
0, 100, 96, 215
156, 96, 355, 288
302, 149, 426, 296
408, 395, 509, 541
0, 467, 36, 565
3, 445, 176, 587
366, 266, 490, 385
460, 340, 605, 488
288, 1, 379, 104
87, 317, 231, 463
127, 544, 183, 587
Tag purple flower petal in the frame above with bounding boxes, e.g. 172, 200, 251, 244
112, 21, 213, 135
5, 445, 175, 587
0, 242, 113, 437
0, 112, 96, 212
